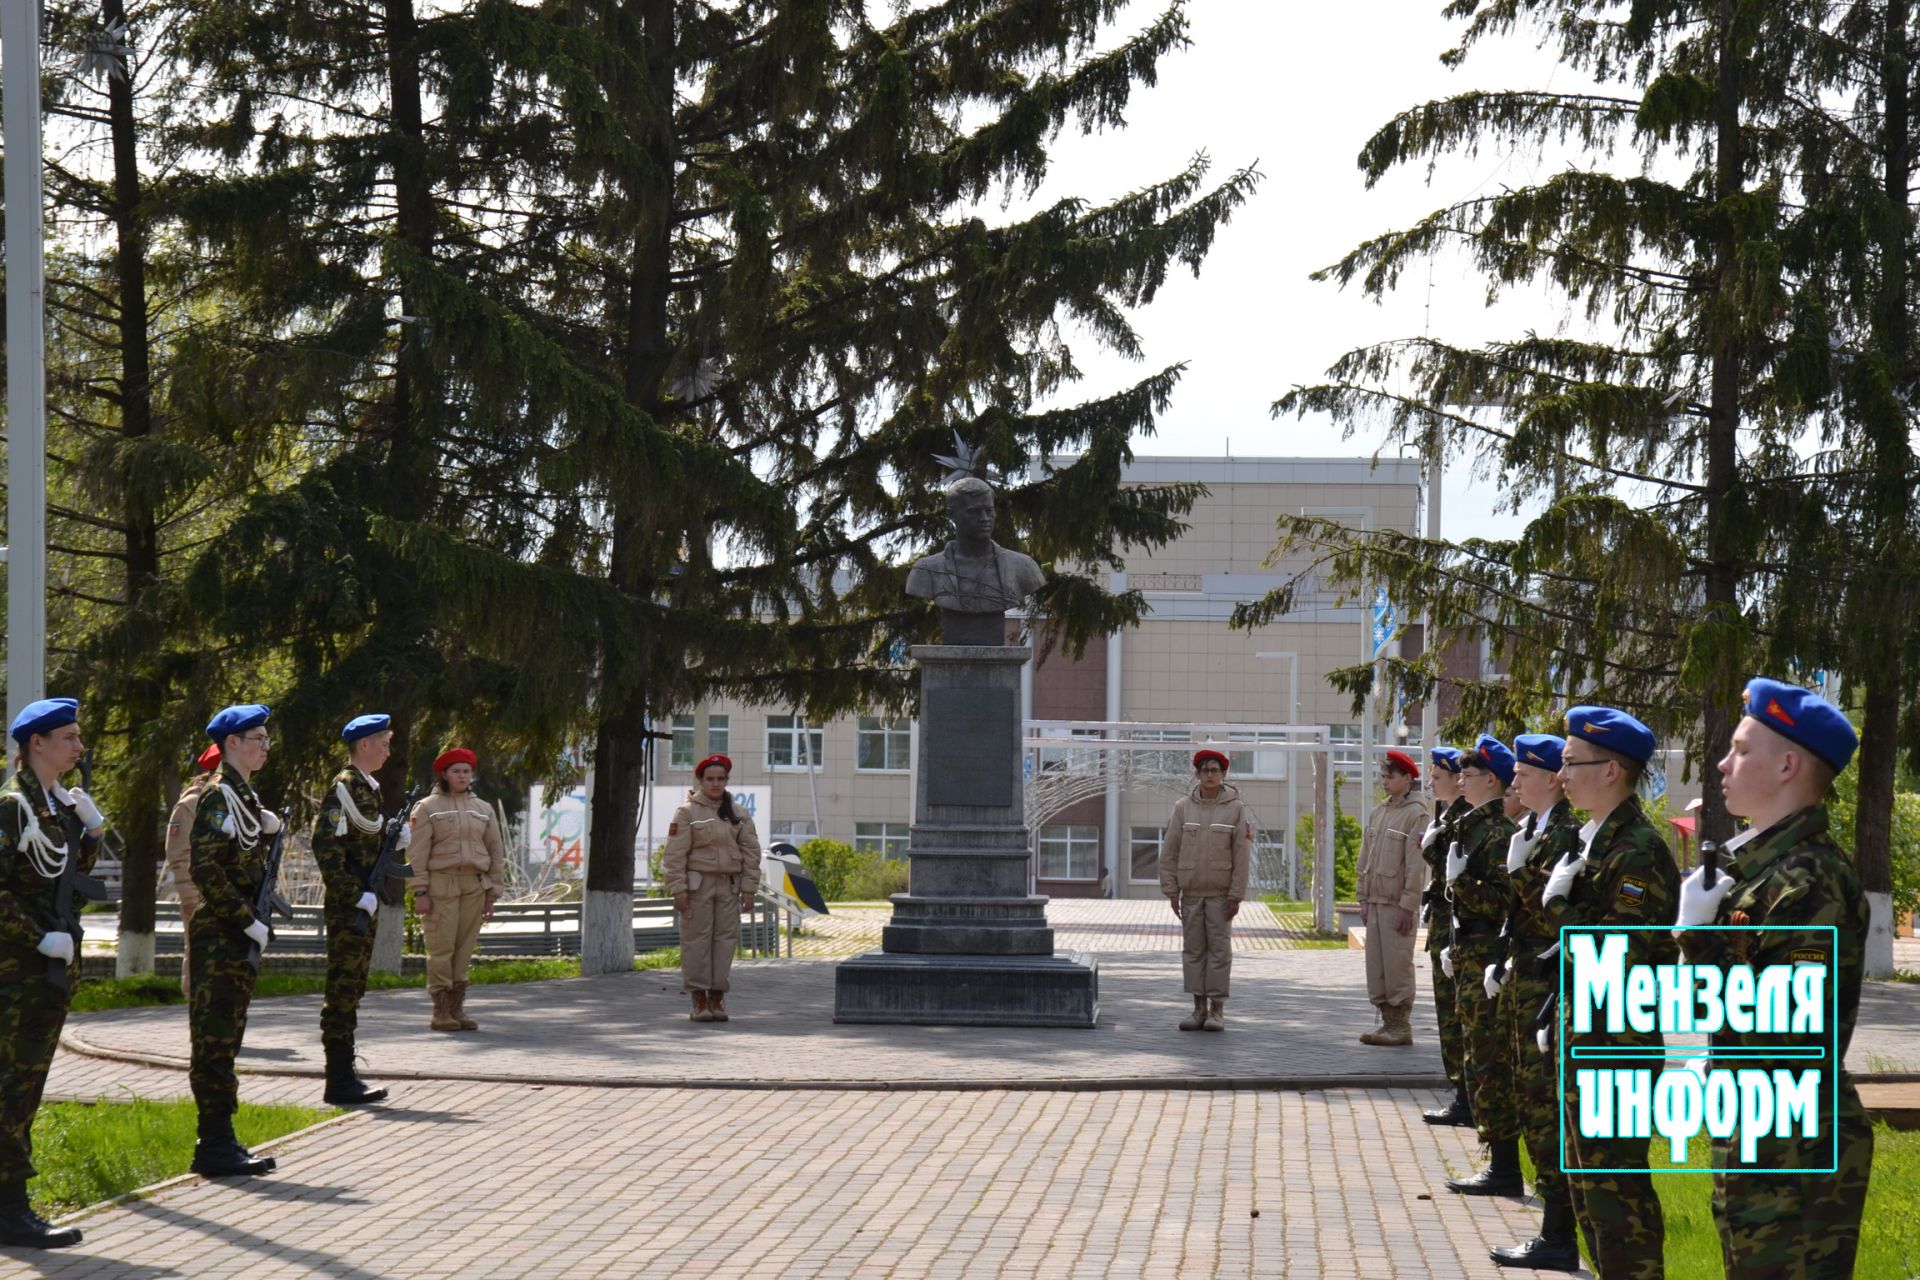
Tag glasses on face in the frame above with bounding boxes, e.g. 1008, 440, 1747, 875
1197, 765, 1224, 775
1560, 760, 1612, 770
240, 733, 271, 747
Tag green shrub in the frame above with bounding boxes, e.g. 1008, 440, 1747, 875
843, 854, 911, 900
1293, 775, 1364, 901
797, 837, 868, 901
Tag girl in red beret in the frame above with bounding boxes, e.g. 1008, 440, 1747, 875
405, 748, 504, 1031
1157, 748, 1255, 1031
661, 754, 763, 1022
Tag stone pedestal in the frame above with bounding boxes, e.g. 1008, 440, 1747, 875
834, 645, 1098, 1026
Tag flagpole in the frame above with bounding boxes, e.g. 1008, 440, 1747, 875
4, 0, 49, 724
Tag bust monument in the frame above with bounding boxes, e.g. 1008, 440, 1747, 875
906, 476, 1046, 645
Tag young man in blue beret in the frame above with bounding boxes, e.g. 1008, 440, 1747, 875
0, 700, 104, 1247
1443, 735, 1522, 1194
1488, 733, 1582, 1270
188, 704, 284, 1177
311, 715, 406, 1105
1420, 746, 1475, 1126
1543, 705, 1680, 1279
1677, 678, 1871, 1279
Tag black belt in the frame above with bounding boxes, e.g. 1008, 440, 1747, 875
1450, 920, 1500, 937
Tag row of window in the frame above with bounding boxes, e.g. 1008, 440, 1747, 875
668, 714, 911, 772
751, 821, 1284, 884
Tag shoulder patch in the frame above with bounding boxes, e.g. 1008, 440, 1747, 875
668, 822, 678, 836
1617, 875, 1649, 906
1788, 946, 1827, 966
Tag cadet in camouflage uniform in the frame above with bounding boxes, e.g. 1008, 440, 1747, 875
1441, 734, 1522, 1195
188, 703, 284, 1178
1679, 678, 1872, 1280
0, 699, 103, 1249
1420, 746, 1475, 1126
1542, 706, 1680, 1280
1488, 733, 1582, 1270
312, 714, 402, 1106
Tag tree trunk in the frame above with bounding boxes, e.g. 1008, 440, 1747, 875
583, 0, 676, 975
103, 0, 162, 975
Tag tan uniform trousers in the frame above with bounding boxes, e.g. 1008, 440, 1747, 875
422, 870, 489, 995
679, 872, 743, 993
1361, 900, 1417, 1008
1181, 895, 1234, 998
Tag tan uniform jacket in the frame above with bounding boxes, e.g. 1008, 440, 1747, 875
1356, 792, 1429, 910
164, 780, 212, 914
660, 791, 763, 898
1158, 783, 1255, 900
406, 791, 506, 894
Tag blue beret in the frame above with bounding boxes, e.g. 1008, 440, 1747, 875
206, 704, 271, 741
1513, 733, 1566, 773
342, 713, 392, 743
1429, 746, 1464, 774
1565, 705, 1655, 765
1465, 734, 1516, 785
9, 698, 78, 744
1744, 678, 1857, 773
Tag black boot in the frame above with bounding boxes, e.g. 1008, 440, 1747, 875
1421, 1086, 1474, 1127
322, 1042, 389, 1106
1446, 1135, 1525, 1195
1491, 1192, 1582, 1270
190, 1110, 276, 1178
0, 1181, 82, 1250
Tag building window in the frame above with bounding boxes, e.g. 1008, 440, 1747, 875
768, 819, 817, 847
767, 714, 825, 769
1129, 826, 1163, 883
854, 821, 911, 859
856, 716, 911, 771
1330, 724, 1362, 776
1225, 731, 1287, 779
1038, 824, 1100, 881
707, 714, 730, 760
669, 714, 695, 770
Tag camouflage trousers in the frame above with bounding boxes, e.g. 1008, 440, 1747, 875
1454, 939, 1518, 1141
321, 907, 375, 1055
1506, 968, 1569, 1206
1426, 932, 1463, 1089
0, 974, 70, 1186
188, 915, 259, 1119
1712, 1080, 1872, 1279
1563, 1052, 1665, 1280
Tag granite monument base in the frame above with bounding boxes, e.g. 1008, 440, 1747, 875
833, 950, 1100, 1027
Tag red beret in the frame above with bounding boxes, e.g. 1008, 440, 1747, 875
1384, 749, 1420, 778
694, 753, 733, 776
196, 743, 222, 773
433, 747, 478, 773
1193, 749, 1230, 772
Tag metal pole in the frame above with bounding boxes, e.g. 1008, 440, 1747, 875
4, 0, 49, 723
1420, 451, 1442, 753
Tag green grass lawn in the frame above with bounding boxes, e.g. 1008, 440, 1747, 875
29, 1099, 334, 1218
1514, 1124, 1917, 1278
71, 950, 684, 1013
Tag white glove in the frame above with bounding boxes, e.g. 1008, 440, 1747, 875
243, 918, 271, 950
36, 931, 75, 963
1484, 960, 1509, 1000
396, 823, 413, 850
356, 891, 379, 916
1543, 850, 1586, 904
53, 784, 106, 833
1676, 865, 1737, 928
1685, 1053, 1710, 1082
1439, 947, 1454, 977
259, 808, 282, 835
1444, 842, 1468, 884
1505, 822, 1544, 873
1537, 1027, 1551, 1055
1419, 822, 1439, 851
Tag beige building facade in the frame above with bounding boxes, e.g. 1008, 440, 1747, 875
653, 455, 1428, 901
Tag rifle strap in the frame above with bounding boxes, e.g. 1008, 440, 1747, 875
333, 779, 384, 836
1, 792, 70, 878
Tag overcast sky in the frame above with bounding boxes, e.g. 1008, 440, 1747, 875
1024, 0, 1606, 543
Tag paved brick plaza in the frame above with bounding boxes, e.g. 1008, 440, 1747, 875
11, 908, 1920, 1279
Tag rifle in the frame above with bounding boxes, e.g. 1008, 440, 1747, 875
244, 815, 295, 972
350, 790, 420, 934
1488, 811, 1540, 986
43, 821, 107, 994
1700, 838, 1720, 889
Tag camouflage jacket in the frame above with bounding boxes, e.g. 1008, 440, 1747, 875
0, 770, 98, 962
1422, 797, 1471, 946
1678, 805, 1866, 1068
190, 763, 272, 930
1445, 799, 1518, 939
1507, 798, 1582, 959
1548, 795, 1679, 1049
312, 766, 385, 915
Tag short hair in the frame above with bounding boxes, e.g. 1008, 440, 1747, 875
945, 476, 994, 510
1586, 741, 1646, 786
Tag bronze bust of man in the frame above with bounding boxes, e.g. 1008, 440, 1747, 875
907, 477, 1046, 645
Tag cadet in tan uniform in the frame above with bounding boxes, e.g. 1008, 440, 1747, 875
163, 744, 223, 997
407, 748, 505, 1032
1357, 750, 1428, 1046
661, 754, 762, 1022
1159, 749, 1254, 1031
